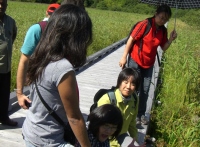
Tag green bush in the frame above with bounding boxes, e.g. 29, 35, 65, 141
96, 1, 107, 10
10, 0, 200, 29
132, 3, 155, 14
85, 0, 200, 28
84, 0, 94, 7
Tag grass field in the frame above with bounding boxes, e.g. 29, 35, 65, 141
6, 1, 200, 146
149, 16, 200, 147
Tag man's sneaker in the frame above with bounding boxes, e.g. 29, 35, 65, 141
136, 117, 141, 125
136, 117, 144, 129
141, 115, 148, 125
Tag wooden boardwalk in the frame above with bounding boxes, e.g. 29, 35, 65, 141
0, 38, 161, 147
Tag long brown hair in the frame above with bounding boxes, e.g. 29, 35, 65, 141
27, 4, 92, 85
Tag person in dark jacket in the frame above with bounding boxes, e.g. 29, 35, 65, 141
0, 0, 17, 126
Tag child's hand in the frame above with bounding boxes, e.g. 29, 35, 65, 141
169, 30, 177, 42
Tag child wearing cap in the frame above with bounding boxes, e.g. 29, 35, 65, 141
16, 0, 85, 112
16, 3, 60, 109
44, 3, 60, 21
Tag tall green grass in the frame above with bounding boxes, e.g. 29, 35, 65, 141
7, 2, 48, 91
150, 21, 200, 146
6, 2, 200, 146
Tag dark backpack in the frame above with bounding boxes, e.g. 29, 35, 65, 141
89, 86, 138, 113
127, 17, 167, 43
38, 21, 48, 33
127, 17, 167, 66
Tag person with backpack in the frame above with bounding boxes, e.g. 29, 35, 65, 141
75, 104, 123, 147
21, 4, 92, 147
119, 4, 177, 125
16, 0, 85, 109
16, 3, 60, 109
97, 68, 145, 147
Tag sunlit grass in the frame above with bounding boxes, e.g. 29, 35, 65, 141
151, 23, 200, 146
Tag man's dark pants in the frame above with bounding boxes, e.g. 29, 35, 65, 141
0, 72, 11, 121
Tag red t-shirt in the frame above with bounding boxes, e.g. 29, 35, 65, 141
130, 18, 168, 68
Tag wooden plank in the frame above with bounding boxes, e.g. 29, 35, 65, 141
76, 45, 123, 115
0, 109, 27, 147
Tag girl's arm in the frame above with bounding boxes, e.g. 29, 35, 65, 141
119, 36, 135, 69
58, 71, 91, 147
162, 30, 177, 51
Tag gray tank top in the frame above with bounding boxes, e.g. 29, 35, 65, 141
22, 58, 74, 146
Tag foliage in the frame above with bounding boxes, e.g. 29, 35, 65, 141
11, 0, 200, 27
7, 2, 48, 91
149, 22, 200, 146
96, 0, 107, 10
35, 0, 58, 3
84, 0, 94, 7
84, 0, 200, 28
178, 9, 200, 29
